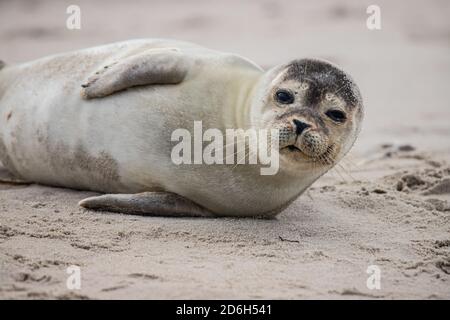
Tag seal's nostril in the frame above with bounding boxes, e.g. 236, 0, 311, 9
293, 119, 310, 135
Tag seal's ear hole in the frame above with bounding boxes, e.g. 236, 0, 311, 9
275, 89, 294, 105
325, 109, 347, 123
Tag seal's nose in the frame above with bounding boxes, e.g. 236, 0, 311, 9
293, 119, 311, 135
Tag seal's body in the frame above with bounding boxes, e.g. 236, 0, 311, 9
0, 39, 363, 217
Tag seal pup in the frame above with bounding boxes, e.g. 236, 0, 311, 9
0, 39, 363, 217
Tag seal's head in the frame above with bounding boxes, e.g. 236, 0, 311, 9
251, 58, 364, 172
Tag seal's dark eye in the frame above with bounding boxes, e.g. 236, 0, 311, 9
325, 109, 347, 122
275, 90, 294, 105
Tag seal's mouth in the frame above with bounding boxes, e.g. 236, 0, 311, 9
285, 145, 302, 153
280, 143, 337, 166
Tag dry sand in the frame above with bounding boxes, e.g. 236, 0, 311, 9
0, 0, 449, 299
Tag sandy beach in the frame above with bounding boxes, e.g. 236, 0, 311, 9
0, 0, 449, 299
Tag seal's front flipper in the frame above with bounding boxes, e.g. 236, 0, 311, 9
78, 192, 214, 217
0, 166, 31, 184
81, 48, 190, 99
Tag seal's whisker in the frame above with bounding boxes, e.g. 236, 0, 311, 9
341, 156, 359, 172
232, 148, 254, 171
206, 132, 260, 156
336, 163, 356, 182
207, 140, 243, 155
330, 165, 348, 183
